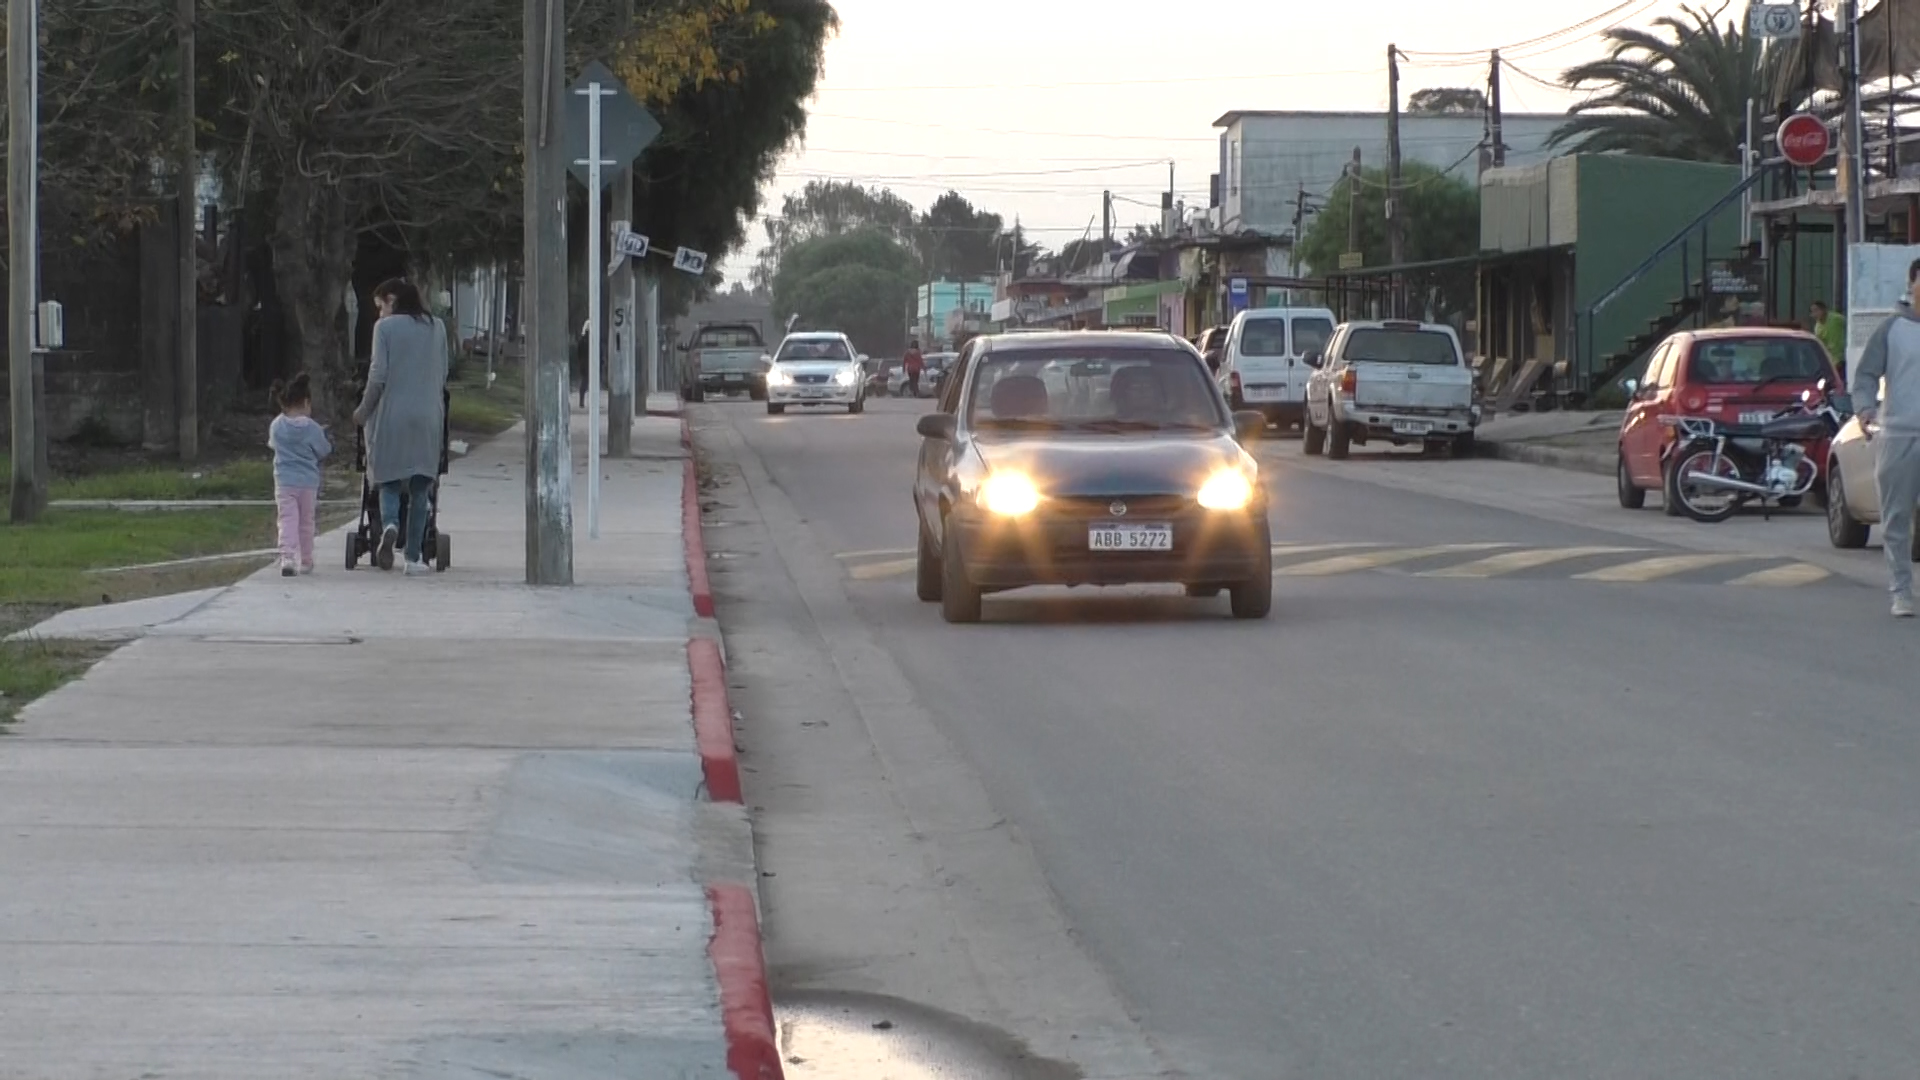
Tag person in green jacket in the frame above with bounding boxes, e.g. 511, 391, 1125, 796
1812, 300, 1848, 376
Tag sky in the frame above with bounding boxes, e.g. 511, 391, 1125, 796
720, 0, 1703, 281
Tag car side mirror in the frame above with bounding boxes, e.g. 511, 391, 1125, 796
1302, 351, 1324, 369
917, 413, 958, 442
1623, 378, 1639, 397
1232, 410, 1266, 441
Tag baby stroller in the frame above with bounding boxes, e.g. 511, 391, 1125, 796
345, 388, 452, 572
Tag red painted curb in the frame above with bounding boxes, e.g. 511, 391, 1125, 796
682, 457, 716, 619
708, 883, 784, 1080
689, 638, 743, 803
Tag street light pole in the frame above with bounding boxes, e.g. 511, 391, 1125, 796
177, 0, 198, 461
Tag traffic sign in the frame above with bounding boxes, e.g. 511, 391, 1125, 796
673, 247, 708, 275
1748, 3, 1801, 39
1778, 113, 1831, 169
1338, 252, 1364, 270
615, 230, 650, 258
1228, 277, 1249, 295
564, 61, 660, 191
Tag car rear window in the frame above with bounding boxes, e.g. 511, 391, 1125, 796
1686, 338, 1830, 385
966, 348, 1224, 431
1293, 318, 1334, 355
697, 327, 760, 348
1240, 319, 1287, 357
1344, 327, 1460, 366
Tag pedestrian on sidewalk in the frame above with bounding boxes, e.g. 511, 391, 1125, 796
353, 278, 449, 576
1850, 261, 1920, 617
1812, 300, 1848, 378
268, 373, 332, 577
903, 339, 925, 397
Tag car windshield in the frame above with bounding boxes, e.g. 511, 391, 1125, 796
1240, 319, 1287, 357
1293, 318, 1334, 356
1345, 327, 1459, 365
777, 339, 851, 362
1687, 338, 1829, 385
965, 348, 1224, 432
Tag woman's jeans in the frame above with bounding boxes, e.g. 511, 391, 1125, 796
378, 474, 434, 564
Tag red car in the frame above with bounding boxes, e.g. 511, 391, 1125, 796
1617, 328, 1841, 512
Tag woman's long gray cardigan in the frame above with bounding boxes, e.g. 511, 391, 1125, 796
355, 314, 449, 485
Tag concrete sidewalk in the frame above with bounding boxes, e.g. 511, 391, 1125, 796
1, 408, 779, 1078
1475, 409, 1622, 476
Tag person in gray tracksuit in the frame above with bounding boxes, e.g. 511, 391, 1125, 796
1850, 257, 1920, 616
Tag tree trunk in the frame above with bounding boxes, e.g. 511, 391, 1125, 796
270, 168, 357, 422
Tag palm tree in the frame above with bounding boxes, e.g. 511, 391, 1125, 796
1547, 4, 1783, 164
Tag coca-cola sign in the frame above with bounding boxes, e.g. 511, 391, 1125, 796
1778, 113, 1831, 168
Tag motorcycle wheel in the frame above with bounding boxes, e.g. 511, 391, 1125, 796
1669, 446, 1743, 524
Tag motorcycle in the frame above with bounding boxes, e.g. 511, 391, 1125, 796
1664, 380, 1853, 524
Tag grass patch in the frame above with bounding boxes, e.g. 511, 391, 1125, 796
449, 357, 526, 438
0, 639, 117, 728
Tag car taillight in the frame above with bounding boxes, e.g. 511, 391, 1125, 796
1339, 369, 1356, 395
1682, 390, 1707, 412
1230, 371, 1242, 393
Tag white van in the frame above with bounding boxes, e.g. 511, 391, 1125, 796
1216, 306, 1338, 428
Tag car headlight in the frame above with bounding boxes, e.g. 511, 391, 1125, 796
979, 472, 1041, 516
835, 367, 860, 386
1197, 468, 1255, 511
765, 367, 792, 387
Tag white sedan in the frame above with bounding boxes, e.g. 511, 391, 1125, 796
1825, 413, 1920, 558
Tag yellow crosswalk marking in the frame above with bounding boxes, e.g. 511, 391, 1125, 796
1573, 553, 1755, 582
837, 548, 913, 561
1273, 542, 1516, 577
1271, 542, 1390, 557
1727, 562, 1832, 587
1419, 546, 1646, 579
848, 557, 918, 581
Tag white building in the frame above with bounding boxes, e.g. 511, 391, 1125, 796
1212, 110, 1566, 237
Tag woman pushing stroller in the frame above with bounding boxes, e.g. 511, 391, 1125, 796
353, 278, 450, 575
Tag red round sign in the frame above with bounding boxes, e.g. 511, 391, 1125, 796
1778, 113, 1831, 168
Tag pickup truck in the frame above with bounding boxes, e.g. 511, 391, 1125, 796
682, 322, 768, 402
1302, 319, 1481, 459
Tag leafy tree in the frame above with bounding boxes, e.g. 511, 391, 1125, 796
1548, 4, 1782, 164
1123, 223, 1163, 245
916, 190, 1003, 278
771, 227, 917, 355
751, 180, 918, 289
1407, 87, 1488, 117
1056, 236, 1121, 274
1296, 161, 1478, 274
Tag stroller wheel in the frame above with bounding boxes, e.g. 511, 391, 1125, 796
344, 531, 359, 570
435, 533, 451, 572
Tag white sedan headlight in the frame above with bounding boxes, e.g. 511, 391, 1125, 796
764, 367, 793, 387
980, 472, 1041, 516
835, 367, 860, 386
1197, 468, 1255, 511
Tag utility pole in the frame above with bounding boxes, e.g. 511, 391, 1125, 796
1386, 45, 1405, 276
1488, 49, 1506, 168
523, 0, 574, 584
1102, 190, 1113, 246
8, 0, 42, 521
176, 0, 197, 460
1843, 0, 1867, 245
1291, 181, 1307, 277
1346, 148, 1361, 257
606, 0, 635, 457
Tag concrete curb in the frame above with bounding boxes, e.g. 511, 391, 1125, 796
1483, 439, 1615, 477
683, 455, 717, 619
689, 639, 744, 804
707, 883, 784, 1080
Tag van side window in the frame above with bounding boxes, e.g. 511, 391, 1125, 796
1240, 319, 1286, 357
1293, 317, 1334, 357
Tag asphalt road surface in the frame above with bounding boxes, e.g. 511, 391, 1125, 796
702, 397, 1920, 1080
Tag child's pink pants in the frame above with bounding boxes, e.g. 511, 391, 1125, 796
276, 486, 318, 568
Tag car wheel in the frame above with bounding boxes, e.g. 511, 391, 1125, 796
916, 524, 942, 602
939, 523, 982, 624
849, 397, 865, 415
1184, 584, 1222, 599
1661, 453, 1683, 516
1327, 411, 1352, 460
1617, 450, 1647, 509
749, 386, 767, 402
767, 403, 785, 416
1302, 410, 1326, 456
1229, 521, 1273, 620
1827, 461, 1871, 548
1452, 430, 1476, 457
686, 384, 705, 404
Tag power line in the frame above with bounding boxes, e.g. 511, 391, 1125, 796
816, 67, 1380, 93
807, 111, 1221, 143
1399, 0, 1649, 59
779, 159, 1168, 181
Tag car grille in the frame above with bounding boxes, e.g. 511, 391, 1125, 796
1044, 494, 1194, 520
795, 373, 831, 385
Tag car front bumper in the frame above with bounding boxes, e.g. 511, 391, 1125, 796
951, 503, 1270, 589
768, 381, 861, 405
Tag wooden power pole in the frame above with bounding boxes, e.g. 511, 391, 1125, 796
1488, 50, 1506, 168
176, 0, 197, 460
8, 0, 41, 521
1386, 44, 1405, 272
523, 0, 574, 584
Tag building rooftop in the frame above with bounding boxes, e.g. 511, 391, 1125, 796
1212, 109, 1564, 128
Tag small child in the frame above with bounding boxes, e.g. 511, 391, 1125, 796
267, 373, 333, 576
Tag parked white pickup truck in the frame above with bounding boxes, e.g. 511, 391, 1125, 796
1302, 319, 1480, 459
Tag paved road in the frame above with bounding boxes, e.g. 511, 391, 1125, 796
704, 398, 1920, 1080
